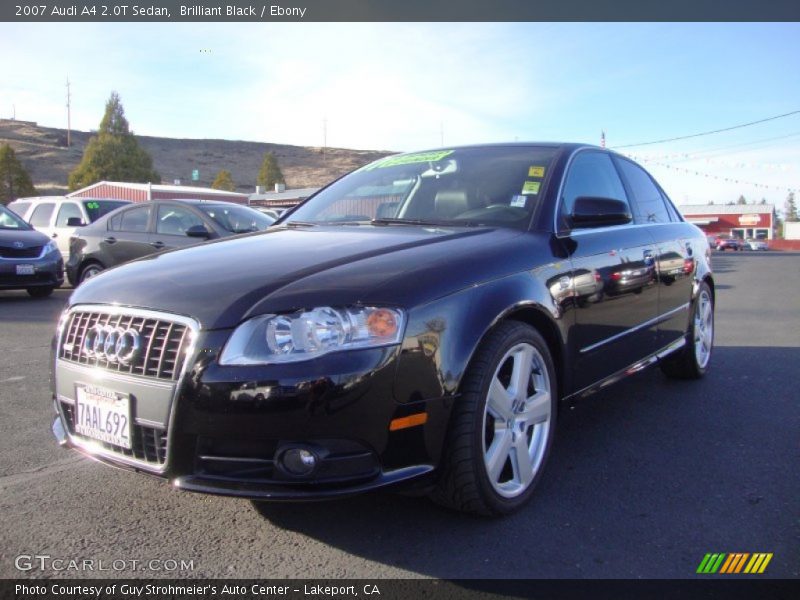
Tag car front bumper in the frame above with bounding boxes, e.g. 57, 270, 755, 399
0, 252, 63, 290
52, 325, 450, 500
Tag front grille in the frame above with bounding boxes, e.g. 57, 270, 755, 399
61, 401, 167, 465
59, 310, 191, 381
0, 245, 43, 258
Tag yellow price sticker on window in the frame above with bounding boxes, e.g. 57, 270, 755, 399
528, 166, 545, 178
521, 181, 541, 195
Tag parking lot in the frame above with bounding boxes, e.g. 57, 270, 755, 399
1, 251, 798, 579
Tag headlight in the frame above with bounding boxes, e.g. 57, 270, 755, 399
45, 240, 59, 254
219, 306, 405, 365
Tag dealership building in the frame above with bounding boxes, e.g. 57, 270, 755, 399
68, 181, 248, 204
677, 204, 775, 240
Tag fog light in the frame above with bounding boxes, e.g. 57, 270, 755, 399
281, 448, 318, 476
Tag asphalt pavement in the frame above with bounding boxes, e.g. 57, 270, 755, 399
0, 251, 798, 579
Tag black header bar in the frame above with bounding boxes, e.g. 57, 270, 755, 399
4, 0, 800, 23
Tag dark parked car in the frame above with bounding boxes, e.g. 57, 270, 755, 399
66, 199, 274, 285
51, 143, 715, 515
715, 237, 743, 251
0, 204, 64, 297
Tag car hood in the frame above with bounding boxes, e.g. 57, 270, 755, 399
0, 228, 50, 248
69, 225, 529, 329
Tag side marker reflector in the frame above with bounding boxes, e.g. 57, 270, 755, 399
389, 413, 428, 431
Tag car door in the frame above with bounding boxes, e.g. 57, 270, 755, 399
615, 157, 695, 350
52, 201, 85, 260
102, 204, 155, 267
151, 203, 211, 251
556, 150, 660, 392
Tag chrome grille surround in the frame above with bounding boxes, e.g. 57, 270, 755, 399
54, 304, 200, 474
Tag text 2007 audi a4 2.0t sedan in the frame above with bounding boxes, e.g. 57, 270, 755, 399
51, 144, 714, 515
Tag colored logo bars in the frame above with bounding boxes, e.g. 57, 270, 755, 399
697, 553, 773, 574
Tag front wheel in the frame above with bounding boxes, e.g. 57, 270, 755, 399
431, 321, 557, 516
660, 282, 714, 379
27, 286, 54, 298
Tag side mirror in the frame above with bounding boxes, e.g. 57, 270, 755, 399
569, 196, 632, 229
185, 225, 210, 238
66, 217, 85, 227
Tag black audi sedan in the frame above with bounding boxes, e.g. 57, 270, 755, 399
51, 144, 714, 515
66, 199, 274, 285
0, 204, 64, 297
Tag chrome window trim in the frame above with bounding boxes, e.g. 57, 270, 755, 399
54, 304, 201, 474
579, 302, 690, 355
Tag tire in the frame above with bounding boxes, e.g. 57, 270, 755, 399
79, 262, 104, 284
431, 321, 557, 516
660, 281, 714, 380
27, 286, 54, 298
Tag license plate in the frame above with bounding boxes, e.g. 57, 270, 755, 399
16, 264, 35, 275
74, 384, 131, 449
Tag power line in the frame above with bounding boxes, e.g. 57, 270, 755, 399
612, 110, 800, 149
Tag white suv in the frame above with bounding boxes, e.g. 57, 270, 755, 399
8, 196, 130, 261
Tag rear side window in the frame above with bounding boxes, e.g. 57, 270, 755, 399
8, 201, 31, 218
616, 159, 672, 224
56, 202, 83, 227
560, 151, 629, 224
29, 203, 55, 227
111, 205, 151, 233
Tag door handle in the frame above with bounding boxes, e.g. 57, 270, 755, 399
103, 237, 117, 244
51, 233, 58, 238
150, 241, 165, 249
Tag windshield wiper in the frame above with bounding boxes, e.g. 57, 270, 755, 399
280, 221, 317, 228
371, 217, 482, 228
371, 218, 437, 226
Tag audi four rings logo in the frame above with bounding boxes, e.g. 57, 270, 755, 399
82, 325, 142, 364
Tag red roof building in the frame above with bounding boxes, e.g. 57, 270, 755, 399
67, 181, 248, 204
678, 204, 775, 240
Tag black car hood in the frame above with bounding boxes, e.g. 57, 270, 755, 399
69, 225, 529, 329
0, 228, 50, 248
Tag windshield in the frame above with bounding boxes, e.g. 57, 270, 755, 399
197, 204, 273, 233
0, 205, 32, 230
286, 146, 558, 229
83, 199, 130, 222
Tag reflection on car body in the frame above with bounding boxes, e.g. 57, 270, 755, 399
50, 143, 715, 515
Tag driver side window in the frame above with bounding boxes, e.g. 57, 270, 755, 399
561, 152, 629, 227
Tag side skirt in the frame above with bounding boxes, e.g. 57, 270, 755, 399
563, 336, 686, 402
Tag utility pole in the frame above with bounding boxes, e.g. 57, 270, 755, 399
65, 78, 72, 147
12, 104, 15, 120
440, 121, 444, 146
322, 117, 327, 161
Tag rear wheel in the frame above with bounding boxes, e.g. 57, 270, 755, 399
660, 282, 714, 379
79, 262, 104, 284
27, 287, 54, 298
431, 321, 557, 516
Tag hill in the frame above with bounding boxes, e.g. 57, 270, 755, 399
0, 118, 393, 196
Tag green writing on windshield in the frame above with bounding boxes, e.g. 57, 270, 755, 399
363, 150, 454, 171
86, 202, 100, 209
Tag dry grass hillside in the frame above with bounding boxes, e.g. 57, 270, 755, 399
0, 118, 394, 195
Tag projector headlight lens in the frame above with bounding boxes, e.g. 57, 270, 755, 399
219, 306, 405, 365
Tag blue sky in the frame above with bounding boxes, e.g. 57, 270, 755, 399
1, 22, 798, 207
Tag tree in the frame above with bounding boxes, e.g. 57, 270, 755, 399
211, 169, 235, 191
785, 192, 798, 222
68, 92, 160, 191
736, 195, 747, 205
0, 144, 37, 204
759, 198, 767, 205
256, 152, 285, 189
